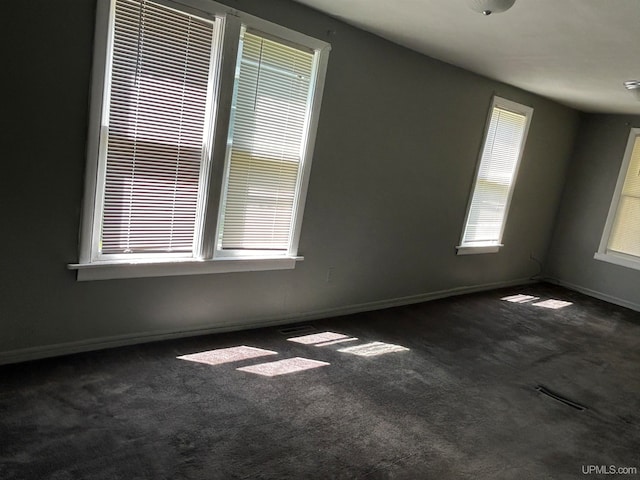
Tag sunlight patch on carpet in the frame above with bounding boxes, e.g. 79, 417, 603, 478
338, 341, 409, 357
502, 294, 539, 303
532, 299, 573, 309
287, 331, 350, 345
177, 346, 277, 366
287, 331, 359, 347
315, 337, 359, 347
237, 357, 330, 376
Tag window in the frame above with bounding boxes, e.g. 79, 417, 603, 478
457, 96, 533, 255
594, 128, 640, 271
70, 0, 330, 280
219, 31, 315, 254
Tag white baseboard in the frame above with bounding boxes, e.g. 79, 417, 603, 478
0, 277, 534, 366
544, 277, 640, 313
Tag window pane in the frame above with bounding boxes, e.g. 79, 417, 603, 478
462, 105, 528, 245
608, 136, 640, 257
100, 0, 215, 255
219, 31, 315, 251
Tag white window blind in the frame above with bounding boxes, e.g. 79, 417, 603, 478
72, 0, 331, 279
219, 30, 315, 251
461, 100, 531, 247
607, 135, 640, 257
99, 0, 216, 256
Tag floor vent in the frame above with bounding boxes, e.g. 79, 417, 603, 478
536, 385, 587, 411
278, 325, 316, 336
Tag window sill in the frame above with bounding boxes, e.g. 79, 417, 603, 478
456, 243, 503, 255
594, 251, 640, 272
68, 256, 303, 281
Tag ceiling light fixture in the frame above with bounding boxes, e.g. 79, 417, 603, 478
467, 0, 516, 15
624, 80, 640, 101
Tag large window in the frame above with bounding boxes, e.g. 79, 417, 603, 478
595, 128, 640, 271
70, 0, 330, 280
457, 96, 533, 255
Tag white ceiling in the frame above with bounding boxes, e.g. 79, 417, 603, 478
292, 0, 640, 114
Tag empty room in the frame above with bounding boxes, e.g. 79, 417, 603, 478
2, 0, 639, 478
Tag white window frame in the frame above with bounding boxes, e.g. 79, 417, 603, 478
69, 0, 330, 281
594, 128, 640, 271
456, 96, 533, 255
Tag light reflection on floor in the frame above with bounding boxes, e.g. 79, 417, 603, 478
288, 331, 359, 347
315, 337, 359, 347
532, 299, 573, 309
502, 294, 540, 303
338, 341, 409, 357
501, 293, 573, 309
237, 357, 330, 377
178, 331, 410, 377
287, 331, 350, 345
177, 346, 277, 366
290, 332, 409, 356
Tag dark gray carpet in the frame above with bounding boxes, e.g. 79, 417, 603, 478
1, 283, 639, 479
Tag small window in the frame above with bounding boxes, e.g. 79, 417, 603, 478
594, 128, 640, 271
70, 0, 330, 280
457, 97, 533, 255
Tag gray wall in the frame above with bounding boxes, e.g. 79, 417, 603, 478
545, 114, 640, 310
0, 0, 579, 361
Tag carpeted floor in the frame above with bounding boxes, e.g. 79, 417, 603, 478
1, 283, 639, 479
